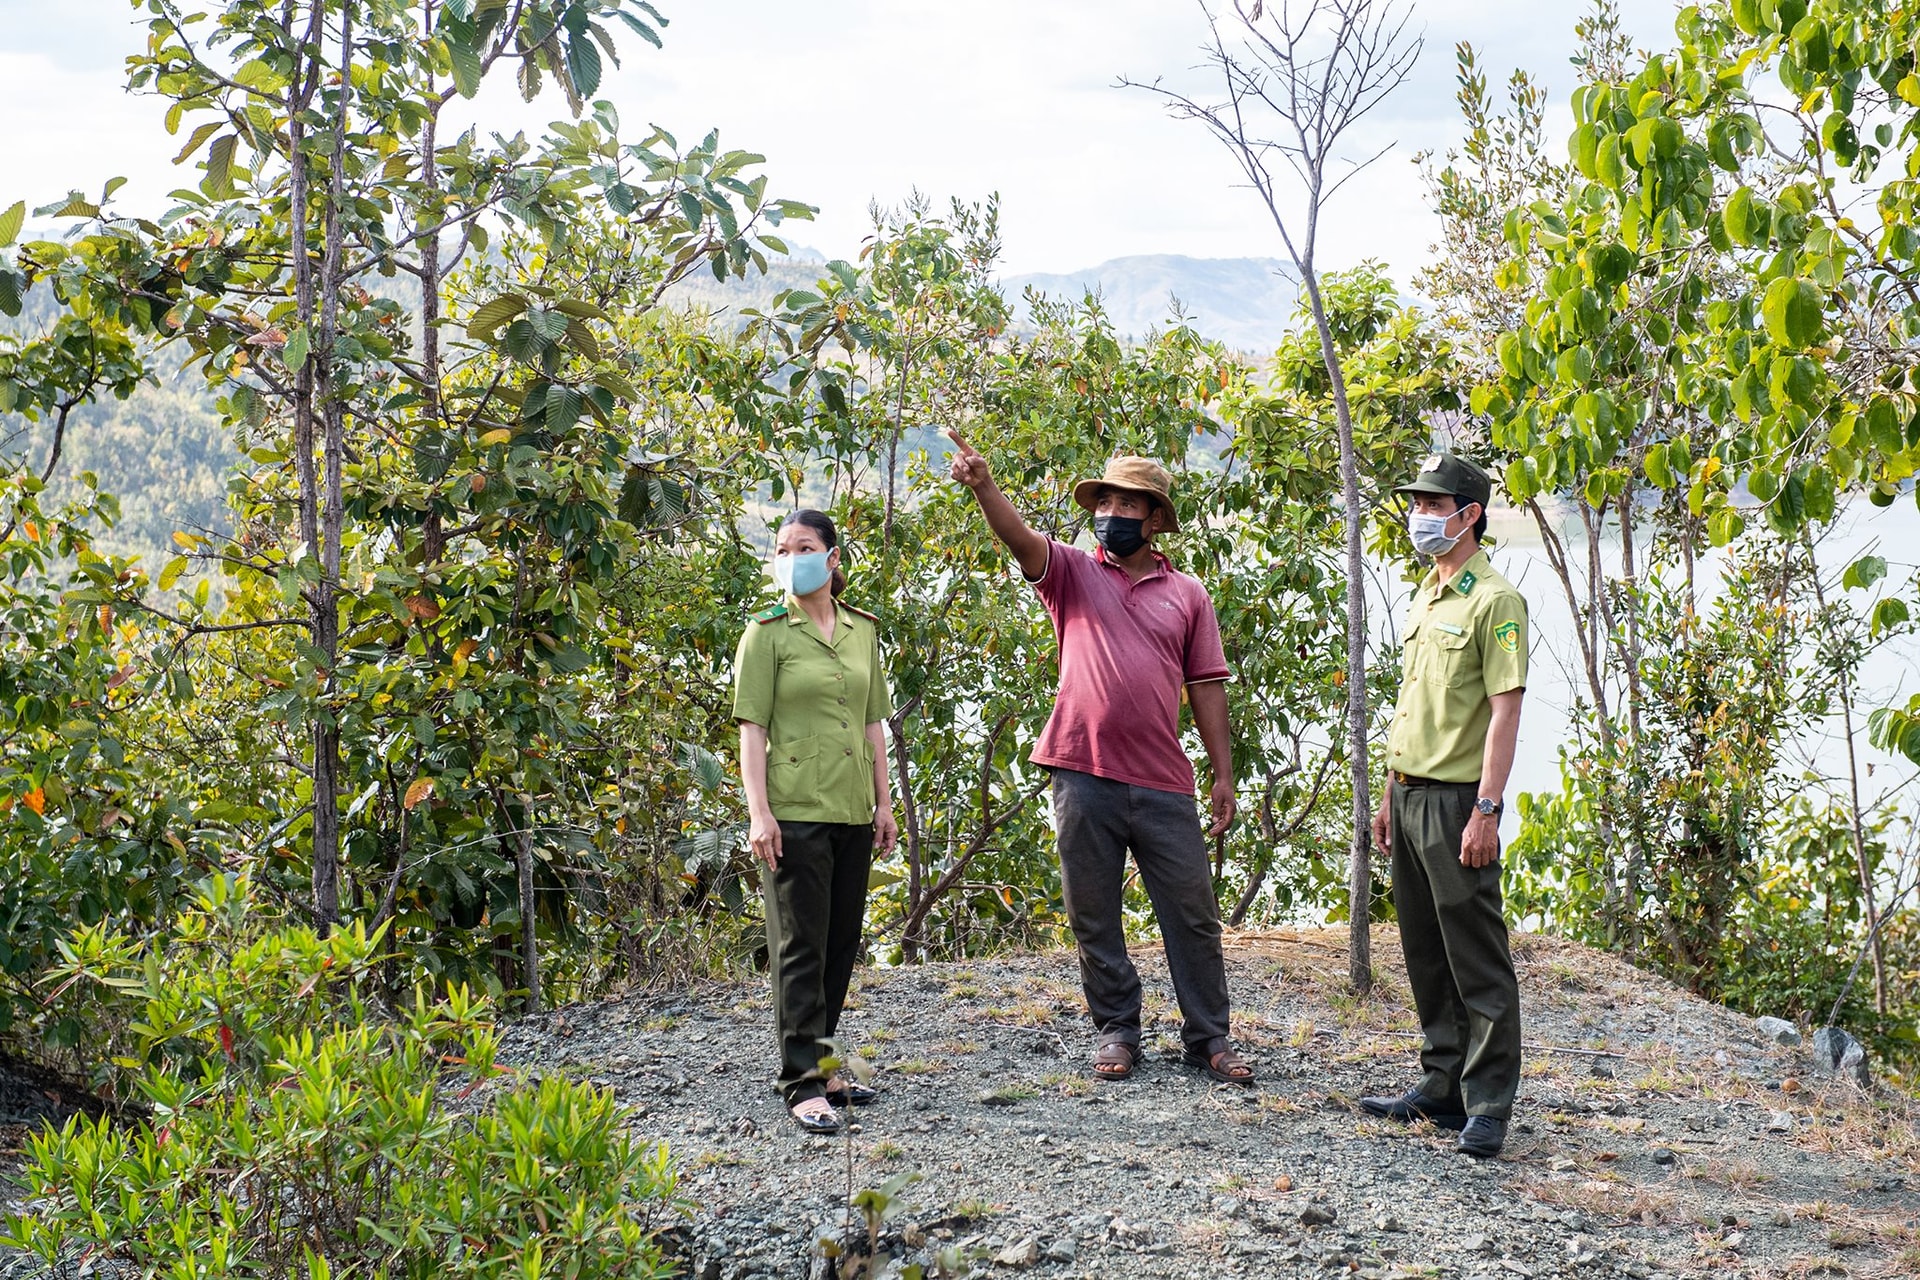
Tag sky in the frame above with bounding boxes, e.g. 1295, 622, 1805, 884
0, 0, 1682, 283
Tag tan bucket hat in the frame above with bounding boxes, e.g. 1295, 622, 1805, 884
1070, 456, 1180, 532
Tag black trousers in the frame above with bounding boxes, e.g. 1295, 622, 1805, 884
1051, 767, 1232, 1053
1388, 779, 1522, 1118
763, 820, 872, 1104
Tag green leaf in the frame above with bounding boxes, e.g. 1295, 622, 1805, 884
1841, 554, 1887, 591
448, 36, 484, 97
1746, 466, 1779, 502
1644, 442, 1674, 489
1761, 276, 1824, 348
158, 556, 188, 591
204, 135, 237, 198
1595, 134, 1625, 189
1871, 598, 1912, 638
567, 31, 603, 97
1866, 395, 1903, 452
1724, 187, 1758, 246
467, 293, 530, 341
283, 325, 310, 372
1708, 506, 1745, 546
172, 121, 223, 166
0, 200, 24, 248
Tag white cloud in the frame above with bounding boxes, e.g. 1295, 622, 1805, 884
0, 0, 1687, 281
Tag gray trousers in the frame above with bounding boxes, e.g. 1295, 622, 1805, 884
1388, 779, 1522, 1118
1051, 767, 1232, 1053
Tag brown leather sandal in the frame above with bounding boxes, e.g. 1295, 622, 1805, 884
1092, 1040, 1143, 1080
1184, 1042, 1255, 1085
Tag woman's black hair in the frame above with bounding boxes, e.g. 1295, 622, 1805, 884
780, 508, 848, 597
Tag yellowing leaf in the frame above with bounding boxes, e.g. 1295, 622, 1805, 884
172, 530, 198, 549
404, 778, 435, 810
479, 428, 513, 446
20, 787, 45, 816
98, 605, 113, 631
453, 638, 479, 663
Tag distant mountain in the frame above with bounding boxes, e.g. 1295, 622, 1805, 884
664, 251, 1301, 352
1003, 254, 1297, 353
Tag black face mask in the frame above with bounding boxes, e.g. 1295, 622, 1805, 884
1094, 514, 1148, 558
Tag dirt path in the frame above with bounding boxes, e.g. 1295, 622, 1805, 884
495, 927, 1920, 1280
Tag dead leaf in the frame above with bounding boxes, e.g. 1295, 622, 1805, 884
404, 594, 441, 623
404, 777, 435, 810
453, 638, 479, 663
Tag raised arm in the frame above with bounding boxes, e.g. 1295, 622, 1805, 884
946, 428, 1049, 581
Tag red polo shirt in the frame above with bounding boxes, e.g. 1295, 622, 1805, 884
1027, 540, 1231, 795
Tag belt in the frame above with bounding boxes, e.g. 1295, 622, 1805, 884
1390, 771, 1475, 788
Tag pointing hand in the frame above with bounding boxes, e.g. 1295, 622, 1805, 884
946, 428, 992, 490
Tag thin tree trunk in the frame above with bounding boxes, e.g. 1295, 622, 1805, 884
889, 705, 924, 963
309, 2, 356, 930
518, 804, 542, 1013
1300, 270, 1373, 994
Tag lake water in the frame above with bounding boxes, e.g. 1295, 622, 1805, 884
1433, 497, 1920, 835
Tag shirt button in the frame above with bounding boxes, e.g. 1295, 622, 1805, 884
837, 697, 846, 705
844, 748, 853, 756
1393, 749, 1402, 756
788, 755, 798, 763
841, 721, 848, 729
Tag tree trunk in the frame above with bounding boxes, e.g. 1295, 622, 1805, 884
1299, 270, 1372, 995
889, 709, 924, 963
518, 807, 542, 1013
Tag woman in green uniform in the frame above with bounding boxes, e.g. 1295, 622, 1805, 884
733, 509, 897, 1134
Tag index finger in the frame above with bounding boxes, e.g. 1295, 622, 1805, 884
943, 427, 979, 458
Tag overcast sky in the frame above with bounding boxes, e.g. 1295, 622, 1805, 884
0, 0, 1680, 285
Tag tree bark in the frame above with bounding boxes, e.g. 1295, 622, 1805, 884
1299, 270, 1373, 994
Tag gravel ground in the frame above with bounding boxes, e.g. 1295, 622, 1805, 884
492, 927, 1920, 1280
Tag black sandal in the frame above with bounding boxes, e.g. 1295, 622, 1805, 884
826, 1074, 879, 1106
790, 1099, 844, 1134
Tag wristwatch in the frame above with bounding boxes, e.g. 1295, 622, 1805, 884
1474, 796, 1504, 817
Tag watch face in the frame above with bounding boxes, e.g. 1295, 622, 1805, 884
1476, 798, 1499, 815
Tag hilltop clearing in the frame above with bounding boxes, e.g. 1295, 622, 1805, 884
492, 928, 1920, 1280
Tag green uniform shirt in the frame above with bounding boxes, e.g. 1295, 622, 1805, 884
1385, 549, 1528, 784
732, 599, 894, 824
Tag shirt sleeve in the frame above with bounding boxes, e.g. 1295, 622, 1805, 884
1184, 582, 1232, 683
865, 622, 894, 724
732, 622, 776, 726
1028, 539, 1081, 615
1477, 591, 1529, 696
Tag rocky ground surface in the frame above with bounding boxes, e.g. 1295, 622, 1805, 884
487, 927, 1920, 1280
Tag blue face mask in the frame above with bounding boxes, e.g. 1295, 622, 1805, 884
774, 551, 832, 597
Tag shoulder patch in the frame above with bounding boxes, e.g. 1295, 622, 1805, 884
842, 603, 879, 622
1494, 619, 1522, 654
752, 604, 788, 624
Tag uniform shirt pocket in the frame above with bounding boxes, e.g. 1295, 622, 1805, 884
766, 734, 820, 811
1429, 628, 1476, 687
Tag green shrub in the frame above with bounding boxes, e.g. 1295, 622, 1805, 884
3, 874, 684, 1277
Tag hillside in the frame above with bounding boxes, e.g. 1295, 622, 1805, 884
1004, 254, 1297, 353
490, 927, 1920, 1280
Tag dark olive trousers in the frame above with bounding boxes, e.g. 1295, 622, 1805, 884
1388, 779, 1522, 1119
1051, 767, 1232, 1053
763, 820, 872, 1105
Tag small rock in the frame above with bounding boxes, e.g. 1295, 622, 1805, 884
1724, 1231, 1745, 1248
1589, 1058, 1615, 1079
1043, 1237, 1076, 1263
1212, 1196, 1245, 1218
1550, 1157, 1577, 1173
1771, 1207, 1796, 1227
1766, 1110, 1794, 1134
1650, 1146, 1676, 1165
1299, 1203, 1337, 1227
1461, 1234, 1493, 1253
1812, 1026, 1871, 1086
1755, 1016, 1802, 1046
1376, 1214, 1403, 1232
993, 1238, 1040, 1268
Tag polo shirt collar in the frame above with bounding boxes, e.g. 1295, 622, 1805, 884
1095, 544, 1171, 580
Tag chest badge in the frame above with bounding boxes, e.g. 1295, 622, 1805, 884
1455, 570, 1477, 596
1494, 620, 1521, 653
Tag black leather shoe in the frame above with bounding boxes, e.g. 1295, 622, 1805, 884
1457, 1115, 1507, 1158
825, 1078, 879, 1106
1357, 1089, 1468, 1130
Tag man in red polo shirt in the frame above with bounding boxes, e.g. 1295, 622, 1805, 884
947, 430, 1252, 1085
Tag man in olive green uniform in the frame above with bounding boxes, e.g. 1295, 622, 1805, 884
1361, 453, 1527, 1159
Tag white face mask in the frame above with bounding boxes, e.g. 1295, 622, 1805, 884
1408, 508, 1469, 556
